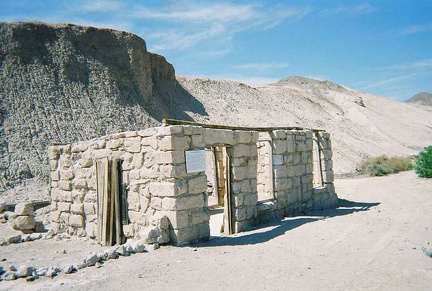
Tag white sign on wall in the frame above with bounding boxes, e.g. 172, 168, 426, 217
185, 150, 206, 173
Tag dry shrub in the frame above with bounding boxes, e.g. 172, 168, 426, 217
357, 155, 414, 176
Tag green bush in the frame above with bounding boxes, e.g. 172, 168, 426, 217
358, 155, 414, 177
415, 146, 432, 178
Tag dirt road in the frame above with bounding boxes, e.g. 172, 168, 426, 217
1, 171, 431, 290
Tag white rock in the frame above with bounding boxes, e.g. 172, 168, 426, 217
14, 203, 34, 216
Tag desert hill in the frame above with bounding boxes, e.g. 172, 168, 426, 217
406, 92, 432, 106
177, 75, 432, 174
1, 22, 431, 202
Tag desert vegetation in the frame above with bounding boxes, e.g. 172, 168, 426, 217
415, 146, 432, 178
357, 155, 414, 177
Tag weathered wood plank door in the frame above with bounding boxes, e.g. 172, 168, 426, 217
96, 158, 125, 246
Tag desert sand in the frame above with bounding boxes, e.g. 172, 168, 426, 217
1, 170, 431, 290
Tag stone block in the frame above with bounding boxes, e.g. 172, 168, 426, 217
165, 210, 190, 229
171, 223, 209, 245
51, 171, 60, 181
232, 157, 248, 167
107, 139, 123, 150
50, 159, 58, 170
138, 127, 155, 137
232, 144, 250, 157
191, 209, 210, 225
12, 216, 35, 230
83, 203, 95, 215
274, 178, 291, 191
306, 139, 313, 151
74, 179, 88, 190
14, 203, 34, 216
160, 164, 187, 178
272, 130, 286, 139
321, 132, 330, 139
296, 141, 307, 152
203, 129, 234, 145
151, 197, 162, 210
79, 156, 93, 168
324, 160, 333, 171
71, 143, 89, 153
246, 206, 256, 219
235, 207, 247, 221
124, 137, 141, 153
69, 214, 84, 228
155, 150, 186, 164
159, 135, 190, 151
139, 225, 170, 244
128, 190, 140, 212
286, 135, 295, 153
123, 224, 135, 238
71, 203, 84, 214
232, 166, 248, 180
175, 194, 205, 211
293, 153, 301, 165
234, 131, 252, 144
84, 192, 97, 203
273, 165, 287, 178
149, 182, 177, 197
287, 192, 297, 204
188, 175, 207, 194
58, 180, 72, 191
85, 223, 96, 238
191, 134, 205, 148
128, 211, 146, 225
141, 137, 158, 150
241, 180, 252, 192
61, 170, 74, 181
251, 131, 259, 142
273, 139, 287, 154
58, 202, 71, 213
140, 197, 150, 212
233, 193, 245, 205
183, 126, 203, 135
272, 155, 283, 165
324, 170, 334, 183
243, 194, 258, 206
139, 168, 158, 179
156, 126, 184, 136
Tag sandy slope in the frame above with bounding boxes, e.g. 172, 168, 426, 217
177, 76, 432, 174
1, 171, 431, 290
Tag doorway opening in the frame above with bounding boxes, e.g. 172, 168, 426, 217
205, 146, 233, 237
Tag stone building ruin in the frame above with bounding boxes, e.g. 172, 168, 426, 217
48, 120, 337, 246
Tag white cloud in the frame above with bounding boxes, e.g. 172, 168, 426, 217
134, 1, 310, 53
234, 63, 289, 70
80, 0, 124, 13
361, 73, 423, 90
323, 3, 378, 16
379, 59, 432, 70
401, 23, 432, 35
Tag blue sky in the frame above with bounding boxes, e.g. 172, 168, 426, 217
1, 0, 431, 101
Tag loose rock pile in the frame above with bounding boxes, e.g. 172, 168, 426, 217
0, 240, 148, 282
0, 202, 47, 246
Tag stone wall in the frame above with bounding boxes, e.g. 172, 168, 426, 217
256, 130, 338, 224
48, 125, 338, 246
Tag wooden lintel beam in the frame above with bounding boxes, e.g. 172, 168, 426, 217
162, 118, 325, 132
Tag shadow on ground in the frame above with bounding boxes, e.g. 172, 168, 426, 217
197, 199, 380, 247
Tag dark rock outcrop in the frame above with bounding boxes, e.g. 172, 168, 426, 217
0, 22, 179, 194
